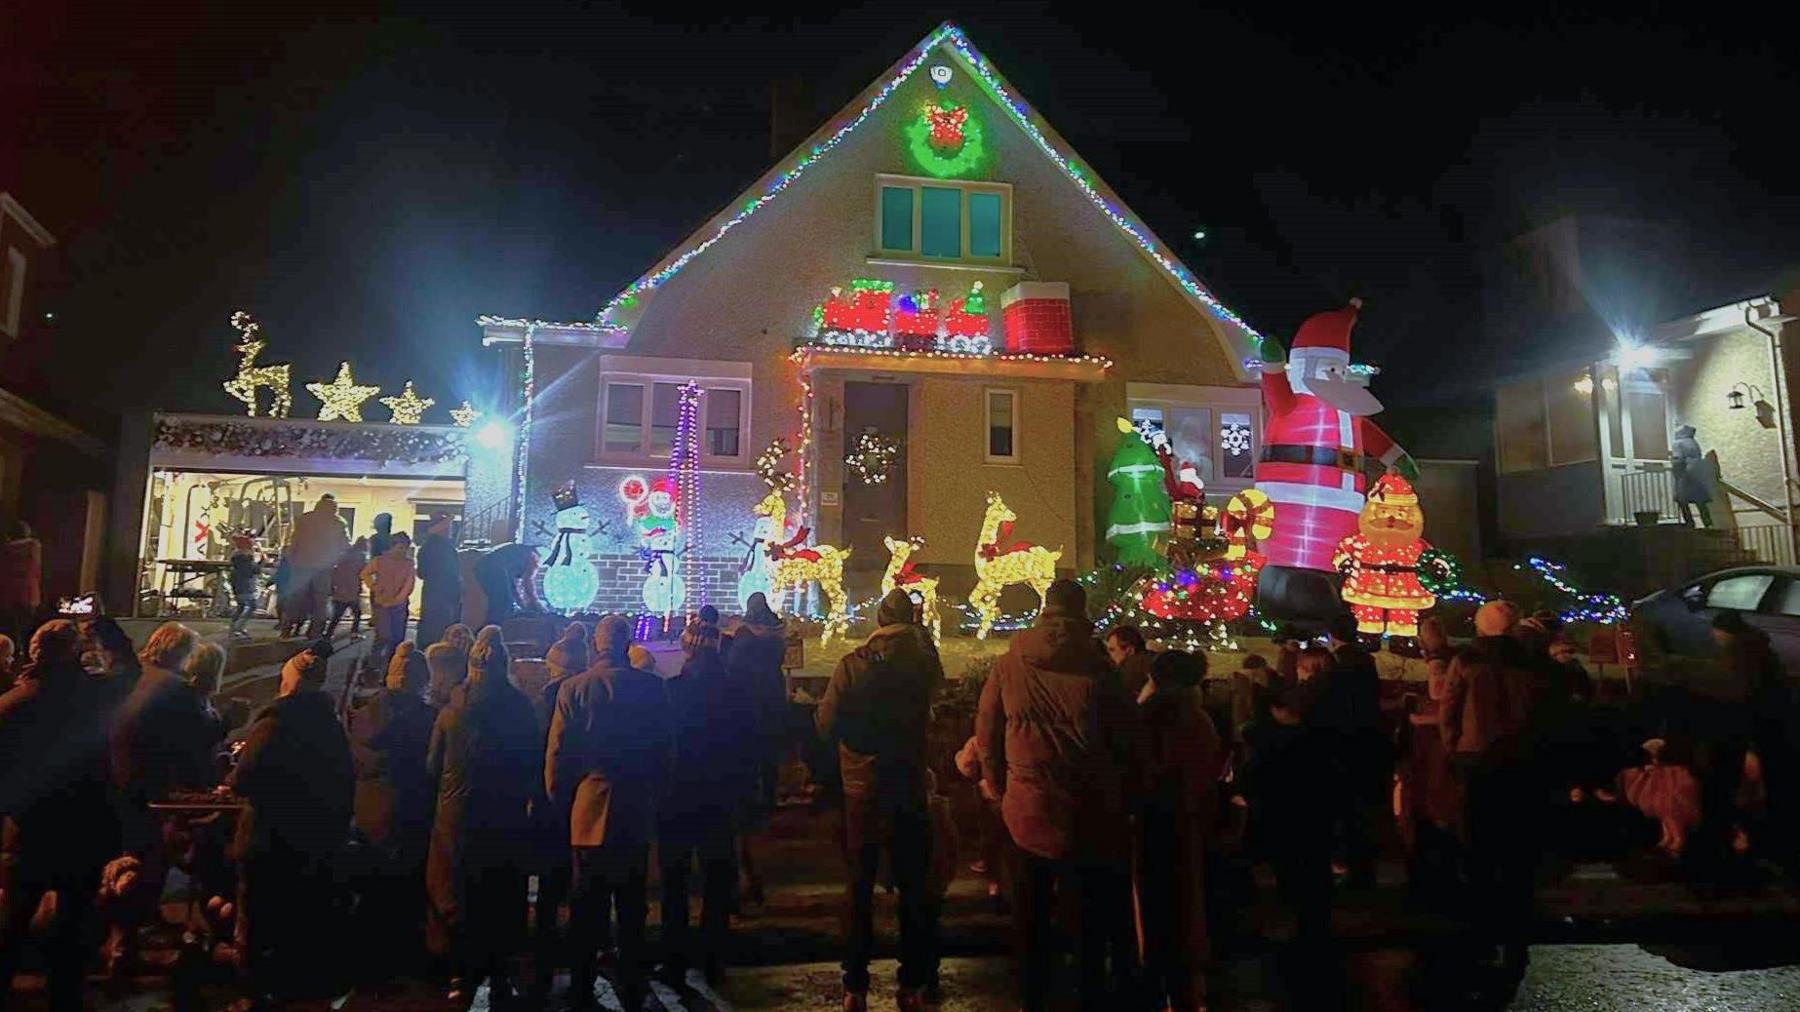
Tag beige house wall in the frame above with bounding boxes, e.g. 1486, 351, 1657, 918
1665, 326, 1794, 524
597, 36, 1251, 565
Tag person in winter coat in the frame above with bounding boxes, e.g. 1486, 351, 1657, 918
228, 639, 355, 1006
362, 532, 416, 667
815, 589, 945, 1011
1692, 610, 1787, 873
1671, 424, 1716, 527
273, 552, 300, 637
327, 539, 367, 639
527, 621, 588, 1002
112, 623, 209, 827
1314, 612, 1387, 889
976, 579, 1141, 1012
368, 512, 395, 561
1438, 600, 1538, 980
426, 626, 541, 1004
1135, 650, 1225, 1012
416, 514, 463, 649
546, 614, 673, 1012
229, 535, 260, 638
473, 541, 540, 628
0, 621, 115, 1012
1240, 678, 1333, 947
346, 641, 435, 966
427, 623, 474, 708
1419, 615, 1455, 699
658, 617, 749, 987
725, 592, 787, 905
288, 495, 349, 637
1104, 625, 1153, 702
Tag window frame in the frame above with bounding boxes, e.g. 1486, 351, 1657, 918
873, 174, 1013, 266
984, 387, 1020, 464
594, 355, 753, 468
1125, 383, 1262, 492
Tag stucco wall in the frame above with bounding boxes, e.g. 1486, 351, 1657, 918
1665, 326, 1792, 520
1497, 460, 1604, 538
556, 36, 1249, 582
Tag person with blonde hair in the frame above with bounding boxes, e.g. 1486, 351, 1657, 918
349, 640, 436, 959
426, 623, 474, 708
114, 622, 214, 883
426, 624, 540, 1003
138, 620, 200, 673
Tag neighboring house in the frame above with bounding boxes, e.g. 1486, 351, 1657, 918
0, 191, 111, 600
480, 23, 1276, 615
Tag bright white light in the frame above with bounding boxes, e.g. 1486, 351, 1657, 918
1192, 229, 1207, 240
1573, 376, 1594, 396
474, 421, 510, 450
1615, 341, 1656, 371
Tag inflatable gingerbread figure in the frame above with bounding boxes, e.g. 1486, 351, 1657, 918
1333, 473, 1435, 640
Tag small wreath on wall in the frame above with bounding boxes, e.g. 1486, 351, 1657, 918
845, 432, 901, 485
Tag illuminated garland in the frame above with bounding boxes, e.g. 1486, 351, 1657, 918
671, 382, 705, 615
904, 99, 985, 177
515, 324, 536, 540
756, 437, 795, 491
1520, 555, 1628, 625
796, 364, 814, 529
595, 24, 1265, 352
791, 346, 1112, 369
845, 432, 900, 485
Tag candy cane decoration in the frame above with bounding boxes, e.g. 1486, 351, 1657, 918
1221, 489, 1275, 560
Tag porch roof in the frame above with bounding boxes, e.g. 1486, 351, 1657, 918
790, 345, 1110, 382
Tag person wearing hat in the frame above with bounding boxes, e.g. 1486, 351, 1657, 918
416, 513, 463, 649
1670, 424, 1716, 527
816, 588, 945, 1012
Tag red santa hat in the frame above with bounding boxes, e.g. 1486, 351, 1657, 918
1291, 298, 1362, 353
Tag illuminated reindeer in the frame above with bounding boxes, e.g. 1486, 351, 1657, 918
221, 312, 292, 418
754, 490, 853, 645
881, 535, 941, 643
969, 492, 1062, 639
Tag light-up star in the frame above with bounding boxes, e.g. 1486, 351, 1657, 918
306, 362, 381, 422
379, 381, 435, 425
449, 400, 481, 427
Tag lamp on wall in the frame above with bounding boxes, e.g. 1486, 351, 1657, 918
1728, 382, 1778, 429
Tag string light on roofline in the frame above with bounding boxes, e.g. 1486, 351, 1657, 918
594, 24, 1265, 352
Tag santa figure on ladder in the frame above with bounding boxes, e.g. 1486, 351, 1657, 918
1254, 299, 1418, 620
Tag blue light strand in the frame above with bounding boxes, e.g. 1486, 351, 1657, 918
592, 23, 1266, 350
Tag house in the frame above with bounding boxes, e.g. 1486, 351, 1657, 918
1480, 216, 1800, 594
0, 191, 110, 603
478, 23, 1277, 620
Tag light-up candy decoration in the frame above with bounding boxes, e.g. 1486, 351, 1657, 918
1139, 490, 1275, 628
635, 476, 686, 616
1255, 300, 1416, 620
541, 483, 601, 613
938, 282, 991, 355
893, 289, 941, 352
755, 490, 853, 645
1333, 473, 1434, 640
882, 535, 941, 643
969, 492, 1062, 639
813, 278, 895, 348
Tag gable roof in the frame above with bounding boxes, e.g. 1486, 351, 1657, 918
591, 21, 1264, 377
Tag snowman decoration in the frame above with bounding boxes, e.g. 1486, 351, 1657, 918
631, 476, 686, 615
540, 483, 601, 613
737, 494, 781, 610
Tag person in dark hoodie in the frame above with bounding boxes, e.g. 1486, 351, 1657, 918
658, 614, 748, 987
228, 639, 355, 1008
977, 579, 1140, 1012
815, 589, 945, 1012
426, 626, 541, 1006
547, 614, 672, 1012
416, 514, 463, 649
348, 640, 437, 959
724, 592, 787, 905
1316, 612, 1386, 890
527, 621, 588, 1002
0, 621, 115, 1012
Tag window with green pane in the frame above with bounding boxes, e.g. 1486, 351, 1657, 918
969, 192, 1002, 257
879, 186, 913, 251
920, 186, 962, 258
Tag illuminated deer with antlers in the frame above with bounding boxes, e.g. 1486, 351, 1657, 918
754, 489, 853, 645
221, 311, 292, 418
969, 492, 1062, 639
881, 535, 941, 643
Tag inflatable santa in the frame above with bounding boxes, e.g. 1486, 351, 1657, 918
1254, 300, 1416, 620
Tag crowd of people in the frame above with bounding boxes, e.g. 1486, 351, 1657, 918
0, 590, 791, 1012
0, 558, 1794, 1012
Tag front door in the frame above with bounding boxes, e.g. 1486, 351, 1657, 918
842, 381, 908, 578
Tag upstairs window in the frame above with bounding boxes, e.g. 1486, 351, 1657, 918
875, 175, 1010, 265
986, 388, 1019, 463
1127, 383, 1261, 491
597, 356, 752, 466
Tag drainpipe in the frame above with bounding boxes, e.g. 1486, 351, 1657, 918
1744, 301, 1797, 563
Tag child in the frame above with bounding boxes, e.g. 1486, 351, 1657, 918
228, 535, 259, 638
361, 533, 415, 669
328, 538, 369, 639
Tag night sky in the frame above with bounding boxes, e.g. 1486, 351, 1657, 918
7, 3, 1795, 429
